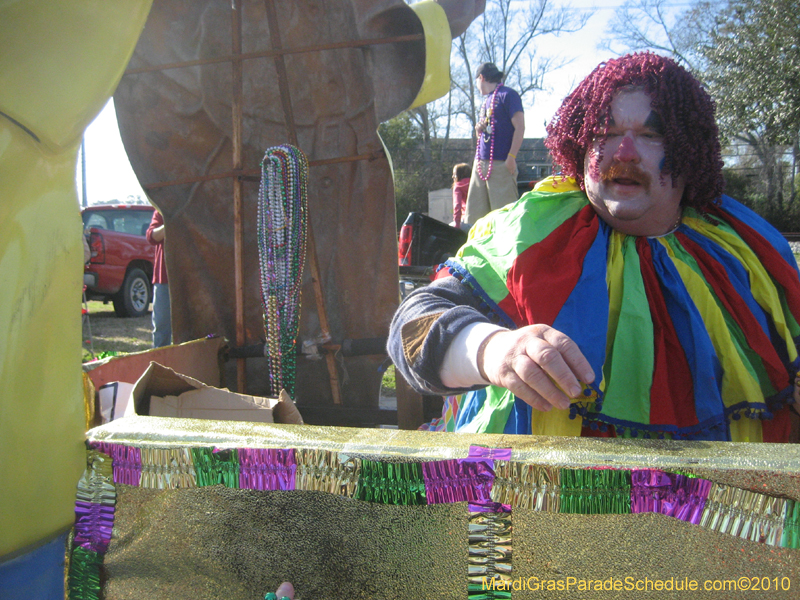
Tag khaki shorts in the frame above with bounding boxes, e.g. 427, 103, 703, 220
464, 159, 519, 225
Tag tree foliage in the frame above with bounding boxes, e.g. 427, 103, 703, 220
599, 0, 800, 214
700, 0, 800, 148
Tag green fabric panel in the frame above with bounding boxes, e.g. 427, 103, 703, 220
779, 291, 800, 339
454, 190, 588, 305
460, 386, 517, 434
601, 237, 653, 424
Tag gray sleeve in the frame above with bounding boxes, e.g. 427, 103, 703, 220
387, 275, 502, 395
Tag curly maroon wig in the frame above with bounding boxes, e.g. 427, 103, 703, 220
545, 53, 724, 209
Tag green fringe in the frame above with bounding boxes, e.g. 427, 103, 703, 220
559, 468, 631, 514
782, 499, 800, 549
191, 447, 240, 488
68, 546, 102, 600
468, 582, 512, 599
355, 460, 426, 505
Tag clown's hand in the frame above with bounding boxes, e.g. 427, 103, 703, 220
478, 324, 595, 412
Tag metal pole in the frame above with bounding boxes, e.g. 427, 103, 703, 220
231, 0, 247, 392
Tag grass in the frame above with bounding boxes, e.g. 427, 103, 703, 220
380, 364, 396, 395
82, 300, 152, 362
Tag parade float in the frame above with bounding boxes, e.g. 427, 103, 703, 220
1, 2, 798, 599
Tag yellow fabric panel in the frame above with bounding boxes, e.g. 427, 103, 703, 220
530, 407, 583, 437
0, 0, 153, 152
533, 176, 581, 193
0, 0, 153, 558
408, 1, 451, 109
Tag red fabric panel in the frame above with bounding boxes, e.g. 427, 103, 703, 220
762, 405, 792, 443
636, 239, 697, 427
505, 205, 598, 327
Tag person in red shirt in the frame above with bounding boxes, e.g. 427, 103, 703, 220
145, 209, 171, 347
451, 163, 472, 230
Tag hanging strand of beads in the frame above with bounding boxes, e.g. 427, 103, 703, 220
257, 144, 309, 399
475, 84, 501, 181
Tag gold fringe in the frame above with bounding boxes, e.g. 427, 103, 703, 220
699, 483, 788, 545
468, 510, 513, 585
76, 450, 115, 505
491, 461, 560, 511
294, 449, 360, 496
139, 447, 197, 489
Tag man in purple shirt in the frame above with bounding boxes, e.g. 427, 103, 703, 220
464, 62, 525, 224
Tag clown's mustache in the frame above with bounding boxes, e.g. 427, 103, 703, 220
600, 162, 651, 191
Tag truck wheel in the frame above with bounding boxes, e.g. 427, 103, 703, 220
113, 268, 151, 318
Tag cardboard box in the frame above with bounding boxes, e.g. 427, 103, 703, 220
128, 362, 303, 425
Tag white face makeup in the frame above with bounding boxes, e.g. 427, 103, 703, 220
583, 89, 685, 237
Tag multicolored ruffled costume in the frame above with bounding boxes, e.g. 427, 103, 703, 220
426, 177, 800, 442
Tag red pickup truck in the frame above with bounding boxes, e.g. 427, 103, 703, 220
82, 205, 155, 317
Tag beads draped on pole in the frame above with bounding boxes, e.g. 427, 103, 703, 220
257, 144, 309, 399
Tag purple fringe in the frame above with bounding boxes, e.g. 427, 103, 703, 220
238, 448, 297, 490
90, 442, 142, 486
631, 469, 712, 524
422, 459, 495, 504
469, 501, 512, 513
467, 445, 512, 461
73, 500, 115, 553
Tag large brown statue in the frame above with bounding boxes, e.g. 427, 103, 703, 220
114, 1, 484, 417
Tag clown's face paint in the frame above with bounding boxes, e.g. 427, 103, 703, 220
583, 89, 684, 237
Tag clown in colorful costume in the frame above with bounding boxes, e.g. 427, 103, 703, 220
388, 53, 800, 443
407, 176, 800, 442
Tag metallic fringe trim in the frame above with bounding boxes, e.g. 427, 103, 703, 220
67, 547, 103, 600
295, 449, 360, 496
139, 447, 197, 489
76, 451, 115, 506
239, 448, 297, 490
191, 447, 239, 488
782, 500, 799, 549
560, 468, 632, 514
700, 483, 791, 546
491, 462, 560, 511
68, 451, 116, 599
468, 510, 512, 599
630, 470, 711, 524
422, 459, 495, 504
91, 442, 141, 486
355, 460, 427, 505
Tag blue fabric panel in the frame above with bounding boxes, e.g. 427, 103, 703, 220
0, 532, 67, 600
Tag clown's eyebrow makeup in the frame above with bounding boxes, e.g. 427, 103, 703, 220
602, 110, 664, 134
644, 111, 664, 134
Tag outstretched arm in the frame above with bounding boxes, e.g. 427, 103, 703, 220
388, 275, 595, 411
